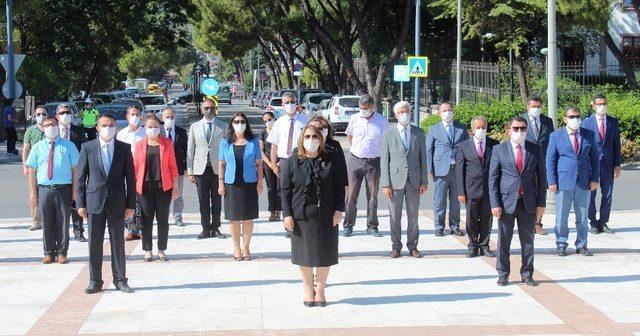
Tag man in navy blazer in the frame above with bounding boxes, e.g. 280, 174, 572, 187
76, 114, 136, 294
426, 102, 469, 236
489, 116, 546, 287
546, 107, 600, 257
582, 94, 621, 234
520, 96, 554, 235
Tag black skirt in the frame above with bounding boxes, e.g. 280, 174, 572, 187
290, 204, 339, 267
224, 181, 259, 221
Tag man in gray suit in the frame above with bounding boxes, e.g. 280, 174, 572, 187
187, 98, 228, 239
381, 102, 428, 258
489, 116, 547, 287
426, 102, 469, 236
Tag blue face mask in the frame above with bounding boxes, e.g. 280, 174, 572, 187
398, 113, 411, 125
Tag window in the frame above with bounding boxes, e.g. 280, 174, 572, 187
622, 0, 633, 8
622, 36, 640, 68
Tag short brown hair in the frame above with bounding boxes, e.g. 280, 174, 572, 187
309, 116, 333, 140
296, 125, 326, 158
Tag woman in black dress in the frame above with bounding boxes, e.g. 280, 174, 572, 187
307, 116, 348, 188
281, 125, 346, 307
218, 113, 263, 261
259, 111, 281, 221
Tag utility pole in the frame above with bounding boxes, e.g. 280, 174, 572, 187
547, 0, 557, 128
413, 0, 421, 126
5, 0, 15, 99
455, 0, 462, 105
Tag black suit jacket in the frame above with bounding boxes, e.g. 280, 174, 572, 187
76, 139, 136, 215
520, 112, 554, 156
68, 124, 87, 151
172, 126, 188, 175
456, 137, 499, 199
281, 154, 346, 221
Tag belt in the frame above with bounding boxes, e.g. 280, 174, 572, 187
351, 153, 380, 161
38, 184, 72, 190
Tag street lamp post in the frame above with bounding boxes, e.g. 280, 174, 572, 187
413, 0, 421, 126
455, 0, 462, 105
547, 0, 558, 128
5, 0, 16, 99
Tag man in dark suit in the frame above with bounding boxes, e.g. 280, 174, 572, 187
456, 116, 499, 258
161, 107, 188, 227
489, 116, 546, 287
56, 104, 88, 242
582, 94, 621, 234
520, 96, 554, 235
76, 114, 136, 294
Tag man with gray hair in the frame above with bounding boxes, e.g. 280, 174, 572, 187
342, 94, 389, 237
161, 107, 188, 226
381, 101, 428, 257
456, 115, 498, 257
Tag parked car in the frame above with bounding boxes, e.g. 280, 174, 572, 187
71, 98, 103, 112
314, 99, 332, 120
322, 95, 361, 132
259, 91, 277, 108
277, 89, 296, 98
216, 85, 232, 105
37, 102, 81, 126
124, 87, 141, 96
95, 103, 134, 130
138, 94, 167, 116
90, 92, 116, 104
265, 97, 285, 118
118, 99, 146, 114
168, 91, 192, 105
296, 88, 324, 103
301, 93, 333, 118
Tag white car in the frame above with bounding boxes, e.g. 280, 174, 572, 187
302, 93, 333, 118
139, 94, 168, 117
321, 95, 361, 132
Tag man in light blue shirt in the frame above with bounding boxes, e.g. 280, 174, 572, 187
26, 117, 79, 264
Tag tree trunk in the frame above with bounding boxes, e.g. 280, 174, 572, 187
514, 52, 529, 103
604, 31, 639, 90
272, 41, 294, 89
258, 38, 283, 90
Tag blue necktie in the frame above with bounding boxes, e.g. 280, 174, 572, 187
102, 144, 112, 174
402, 127, 409, 151
447, 124, 454, 144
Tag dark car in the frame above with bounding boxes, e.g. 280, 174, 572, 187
90, 92, 116, 104
95, 103, 130, 130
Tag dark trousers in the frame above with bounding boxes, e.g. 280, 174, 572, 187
344, 154, 380, 229
70, 200, 84, 236
84, 127, 96, 141
87, 203, 127, 286
5, 126, 17, 153
496, 199, 535, 278
263, 162, 281, 212
38, 185, 72, 256
139, 184, 172, 251
195, 165, 221, 233
589, 168, 614, 228
466, 196, 492, 248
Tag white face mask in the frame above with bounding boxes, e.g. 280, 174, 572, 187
398, 113, 411, 126
146, 127, 160, 138
528, 107, 542, 118
303, 138, 320, 153
510, 131, 526, 144
99, 126, 117, 141
128, 116, 141, 126
567, 117, 582, 130
164, 118, 175, 129
58, 113, 72, 126
44, 126, 59, 140
360, 109, 373, 118
440, 110, 454, 123
595, 105, 607, 116
233, 123, 247, 134
474, 128, 487, 140
321, 128, 329, 139
35, 115, 45, 124
283, 103, 297, 116
266, 119, 275, 128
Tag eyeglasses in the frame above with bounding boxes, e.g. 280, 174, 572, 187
203, 107, 215, 111
566, 115, 581, 119
303, 134, 320, 139
232, 120, 247, 124
511, 126, 527, 132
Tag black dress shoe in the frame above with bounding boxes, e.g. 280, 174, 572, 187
435, 229, 444, 237
451, 228, 465, 236
497, 276, 509, 286
197, 231, 210, 240
522, 276, 538, 286
84, 282, 103, 294
285, 231, 291, 238
480, 247, 495, 257
303, 300, 316, 307
342, 227, 353, 237
409, 249, 422, 258
390, 249, 401, 258
601, 225, 615, 234
366, 228, 383, 237
576, 246, 593, 256
557, 248, 568, 257
115, 283, 135, 293
589, 227, 602, 234
211, 230, 227, 239
75, 234, 87, 242
466, 248, 479, 258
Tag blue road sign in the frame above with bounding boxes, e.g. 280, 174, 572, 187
393, 65, 410, 82
201, 78, 220, 96
408, 56, 429, 78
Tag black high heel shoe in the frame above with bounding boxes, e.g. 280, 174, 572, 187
303, 290, 316, 307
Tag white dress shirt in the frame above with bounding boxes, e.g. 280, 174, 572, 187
566, 126, 581, 148
99, 138, 115, 174
397, 123, 410, 149
510, 140, 526, 166
529, 115, 541, 137
346, 112, 389, 158
165, 126, 174, 142
473, 136, 486, 156
116, 125, 146, 154
59, 124, 71, 141
266, 113, 309, 159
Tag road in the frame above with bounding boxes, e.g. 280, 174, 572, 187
1, 87, 639, 218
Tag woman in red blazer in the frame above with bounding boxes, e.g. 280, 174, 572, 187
134, 114, 179, 262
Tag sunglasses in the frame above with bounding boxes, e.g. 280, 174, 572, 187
203, 107, 215, 111
303, 134, 320, 139
566, 115, 581, 119
58, 111, 71, 115
232, 120, 247, 124
511, 126, 527, 132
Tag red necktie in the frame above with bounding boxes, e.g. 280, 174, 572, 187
516, 144, 523, 195
598, 117, 605, 140
573, 132, 579, 155
47, 141, 55, 180
477, 141, 484, 160
286, 117, 295, 156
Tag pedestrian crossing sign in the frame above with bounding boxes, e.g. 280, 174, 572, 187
408, 56, 429, 78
